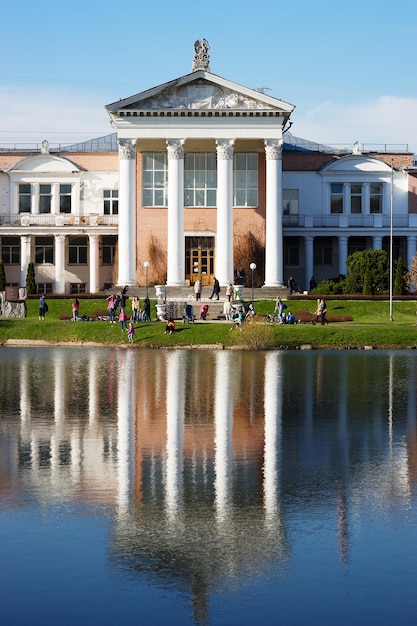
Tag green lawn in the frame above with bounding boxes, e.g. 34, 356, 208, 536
1, 297, 417, 349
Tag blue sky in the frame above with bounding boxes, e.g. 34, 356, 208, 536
1, 0, 416, 152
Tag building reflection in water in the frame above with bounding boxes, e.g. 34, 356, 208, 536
2, 347, 417, 622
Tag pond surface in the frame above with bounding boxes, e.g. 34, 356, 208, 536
1, 347, 417, 625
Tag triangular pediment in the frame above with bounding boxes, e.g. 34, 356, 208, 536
106, 71, 294, 114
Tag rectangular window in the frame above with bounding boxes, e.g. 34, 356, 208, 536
39, 184, 52, 214
330, 183, 343, 214
184, 153, 217, 207
142, 152, 168, 207
283, 189, 299, 215
350, 184, 362, 214
37, 283, 53, 294
102, 235, 117, 265
2, 237, 20, 264
19, 184, 31, 213
283, 237, 299, 266
69, 236, 88, 264
35, 237, 54, 264
59, 184, 72, 213
314, 237, 333, 265
104, 190, 118, 215
233, 153, 258, 207
70, 283, 86, 294
370, 183, 383, 213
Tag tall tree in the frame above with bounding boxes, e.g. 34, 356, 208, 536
0, 259, 5, 291
393, 257, 408, 295
26, 262, 37, 294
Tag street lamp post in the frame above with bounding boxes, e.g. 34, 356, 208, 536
144, 261, 150, 299
250, 262, 256, 306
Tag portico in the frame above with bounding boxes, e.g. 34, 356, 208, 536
106, 41, 294, 288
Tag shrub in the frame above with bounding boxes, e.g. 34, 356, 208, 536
314, 275, 346, 295
344, 249, 388, 294
231, 322, 276, 349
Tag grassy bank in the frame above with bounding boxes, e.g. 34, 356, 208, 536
1, 298, 417, 349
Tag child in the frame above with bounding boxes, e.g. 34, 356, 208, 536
119, 308, 127, 331
128, 320, 135, 343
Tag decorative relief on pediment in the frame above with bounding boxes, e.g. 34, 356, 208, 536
140, 84, 270, 111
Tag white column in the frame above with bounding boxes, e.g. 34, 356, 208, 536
362, 183, 370, 213
264, 139, 284, 287
407, 235, 416, 270
117, 139, 137, 287
216, 139, 234, 285
55, 234, 65, 294
166, 139, 185, 286
20, 235, 31, 287
373, 235, 383, 250
89, 234, 99, 294
338, 236, 348, 276
304, 236, 314, 292
343, 183, 350, 213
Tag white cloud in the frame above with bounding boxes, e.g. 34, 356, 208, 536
0, 85, 111, 146
290, 96, 417, 154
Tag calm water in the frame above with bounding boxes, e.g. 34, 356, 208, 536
1, 347, 417, 625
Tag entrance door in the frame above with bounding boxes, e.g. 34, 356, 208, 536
185, 236, 215, 286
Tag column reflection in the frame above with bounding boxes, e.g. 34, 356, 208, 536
214, 351, 234, 527
117, 350, 135, 516
263, 352, 283, 528
165, 351, 185, 525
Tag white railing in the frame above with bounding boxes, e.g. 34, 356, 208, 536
0, 213, 118, 227
283, 214, 412, 229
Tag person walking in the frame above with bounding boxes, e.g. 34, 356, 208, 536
208, 277, 220, 300
194, 279, 202, 301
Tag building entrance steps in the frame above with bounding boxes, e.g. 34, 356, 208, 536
112, 285, 289, 302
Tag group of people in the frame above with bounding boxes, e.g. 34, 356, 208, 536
106, 289, 151, 327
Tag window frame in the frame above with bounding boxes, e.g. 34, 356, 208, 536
330, 183, 344, 214
35, 236, 54, 264
103, 189, 119, 215
1, 236, 20, 264
233, 153, 258, 208
68, 236, 88, 265
142, 152, 168, 207
184, 153, 217, 207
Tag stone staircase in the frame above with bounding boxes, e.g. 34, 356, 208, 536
113, 285, 289, 321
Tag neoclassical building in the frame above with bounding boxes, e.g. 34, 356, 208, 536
0, 42, 416, 294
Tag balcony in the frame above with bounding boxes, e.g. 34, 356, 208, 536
0, 213, 118, 227
283, 214, 412, 229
